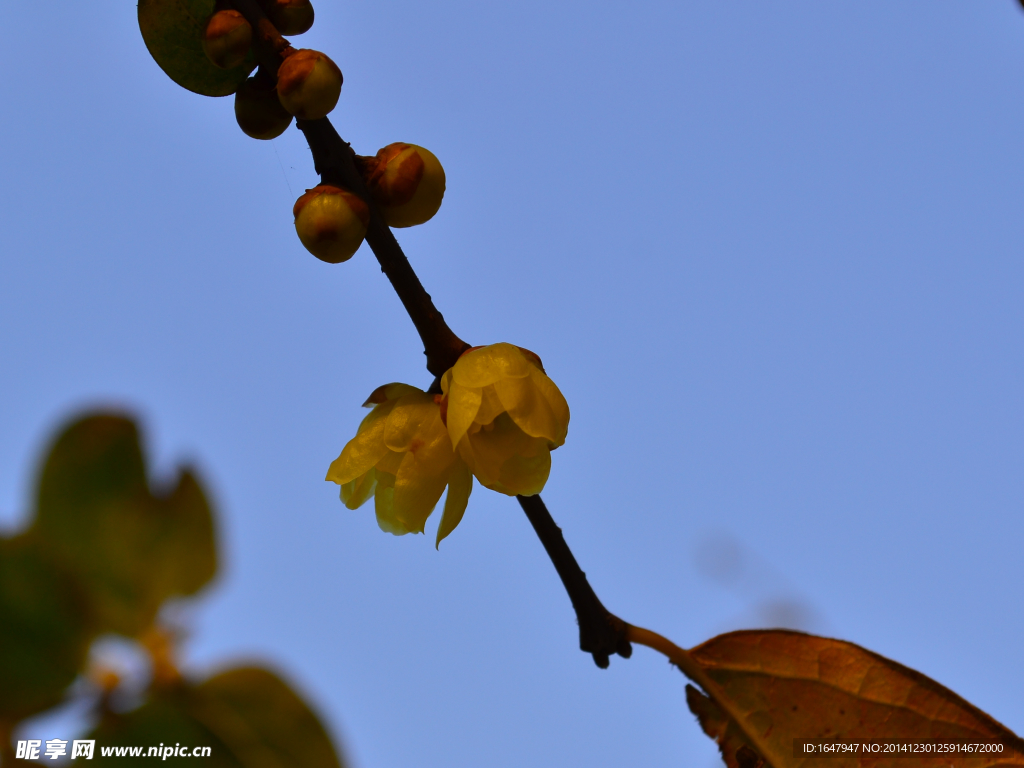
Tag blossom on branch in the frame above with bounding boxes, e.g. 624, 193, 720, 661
440, 343, 569, 497
326, 383, 473, 547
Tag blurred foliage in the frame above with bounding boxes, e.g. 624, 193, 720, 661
0, 412, 345, 767
138, 0, 255, 97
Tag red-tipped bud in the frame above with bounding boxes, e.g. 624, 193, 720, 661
293, 186, 370, 263
261, 0, 315, 36
357, 143, 446, 228
276, 49, 342, 121
202, 10, 252, 70
234, 76, 293, 139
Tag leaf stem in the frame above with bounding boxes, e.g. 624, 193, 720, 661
627, 625, 783, 768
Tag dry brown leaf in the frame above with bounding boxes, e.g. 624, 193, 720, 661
685, 629, 1024, 768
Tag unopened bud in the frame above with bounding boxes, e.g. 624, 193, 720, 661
261, 0, 315, 36
357, 143, 445, 228
202, 10, 252, 70
293, 186, 370, 263
235, 76, 293, 139
277, 49, 342, 121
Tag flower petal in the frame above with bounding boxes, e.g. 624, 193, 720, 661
529, 368, 569, 446
458, 413, 532, 490
326, 404, 393, 485
375, 448, 405, 476
363, 382, 422, 407
452, 343, 530, 388
497, 440, 551, 496
340, 468, 377, 510
446, 382, 482, 448
435, 459, 472, 548
383, 392, 441, 452
493, 371, 565, 445
473, 384, 505, 426
392, 446, 451, 534
374, 471, 408, 535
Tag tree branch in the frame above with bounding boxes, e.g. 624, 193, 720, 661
518, 494, 632, 668
233, 0, 625, 667
231, 0, 470, 376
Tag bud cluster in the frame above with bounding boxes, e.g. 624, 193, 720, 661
200, 6, 446, 262
292, 143, 446, 263
201, 1, 341, 140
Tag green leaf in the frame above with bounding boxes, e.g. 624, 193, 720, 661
190, 667, 346, 768
89, 693, 240, 766
138, 0, 255, 97
33, 413, 218, 637
87, 667, 345, 767
0, 535, 93, 721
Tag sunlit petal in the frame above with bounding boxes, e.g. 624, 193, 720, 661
452, 343, 530, 387
446, 383, 481, 447
326, 408, 391, 485
340, 467, 377, 510
436, 459, 472, 548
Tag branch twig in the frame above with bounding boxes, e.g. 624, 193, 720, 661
231, 0, 470, 376
518, 494, 631, 667
233, 0, 626, 668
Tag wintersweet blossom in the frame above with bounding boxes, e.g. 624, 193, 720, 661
326, 383, 473, 547
440, 343, 569, 497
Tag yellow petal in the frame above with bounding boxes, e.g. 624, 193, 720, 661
326, 405, 392, 485
529, 368, 569, 446
458, 413, 532, 490
452, 343, 530, 388
473, 384, 505, 426
436, 459, 472, 548
392, 448, 451, 534
340, 468, 377, 509
439, 369, 454, 396
446, 382, 482, 448
497, 441, 551, 496
374, 471, 409, 535
493, 372, 564, 445
375, 448, 405, 476
363, 382, 422, 407
383, 392, 441, 452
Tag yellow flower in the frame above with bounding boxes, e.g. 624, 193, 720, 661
326, 383, 473, 547
440, 343, 569, 497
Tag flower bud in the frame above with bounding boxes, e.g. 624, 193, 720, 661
293, 186, 369, 263
357, 144, 445, 228
261, 0, 315, 36
276, 49, 342, 120
234, 76, 293, 139
202, 10, 252, 70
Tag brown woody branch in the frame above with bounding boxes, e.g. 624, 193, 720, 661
231, 0, 469, 376
233, 0, 628, 667
518, 495, 632, 667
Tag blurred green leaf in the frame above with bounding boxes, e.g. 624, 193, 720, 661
33, 414, 217, 637
138, 0, 255, 97
191, 667, 345, 768
89, 693, 239, 766
0, 534, 92, 721
88, 667, 345, 767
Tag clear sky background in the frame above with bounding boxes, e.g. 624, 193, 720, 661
2, 1, 1023, 766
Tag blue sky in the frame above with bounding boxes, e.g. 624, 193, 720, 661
2, 1, 1023, 766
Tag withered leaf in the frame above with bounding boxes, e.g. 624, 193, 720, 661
686, 630, 1024, 768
